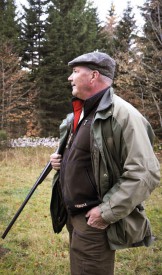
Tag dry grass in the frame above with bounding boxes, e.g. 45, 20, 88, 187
0, 147, 162, 275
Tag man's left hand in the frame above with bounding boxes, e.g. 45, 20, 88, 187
85, 206, 108, 229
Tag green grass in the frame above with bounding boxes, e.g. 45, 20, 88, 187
0, 147, 162, 275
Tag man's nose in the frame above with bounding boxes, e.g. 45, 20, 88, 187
68, 73, 73, 81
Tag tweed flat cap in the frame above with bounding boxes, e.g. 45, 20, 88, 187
68, 52, 116, 79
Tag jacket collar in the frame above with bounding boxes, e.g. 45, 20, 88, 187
95, 87, 114, 120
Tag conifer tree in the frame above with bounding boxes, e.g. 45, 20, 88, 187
20, 0, 49, 72
115, 1, 136, 52
0, 0, 20, 50
38, 0, 103, 136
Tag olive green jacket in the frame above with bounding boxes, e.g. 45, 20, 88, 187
50, 87, 160, 250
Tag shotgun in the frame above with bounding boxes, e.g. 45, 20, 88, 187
1, 136, 68, 239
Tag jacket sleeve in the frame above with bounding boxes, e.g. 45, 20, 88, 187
99, 104, 160, 225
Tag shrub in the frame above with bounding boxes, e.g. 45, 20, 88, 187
0, 130, 8, 149
0, 130, 7, 141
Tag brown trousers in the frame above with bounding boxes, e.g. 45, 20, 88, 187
66, 212, 115, 275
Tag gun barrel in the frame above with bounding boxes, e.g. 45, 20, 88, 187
1, 162, 52, 239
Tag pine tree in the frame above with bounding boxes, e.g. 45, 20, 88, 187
20, 0, 49, 71
38, 0, 103, 136
0, 0, 20, 50
115, 1, 136, 52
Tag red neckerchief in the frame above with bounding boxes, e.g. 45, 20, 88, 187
72, 99, 84, 133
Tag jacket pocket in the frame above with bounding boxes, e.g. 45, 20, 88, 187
107, 206, 152, 249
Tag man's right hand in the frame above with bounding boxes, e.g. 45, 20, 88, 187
50, 153, 62, 171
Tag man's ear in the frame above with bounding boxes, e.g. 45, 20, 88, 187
90, 70, 100, 82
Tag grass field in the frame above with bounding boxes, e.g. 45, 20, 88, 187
0, 147, 161, 275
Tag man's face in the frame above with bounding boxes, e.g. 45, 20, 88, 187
68, 66, 93, 100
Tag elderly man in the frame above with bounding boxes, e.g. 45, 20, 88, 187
50, 52, 160, 275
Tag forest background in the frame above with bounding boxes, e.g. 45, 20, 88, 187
0, 0, 162, 141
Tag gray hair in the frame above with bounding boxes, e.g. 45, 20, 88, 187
99, 74, 113, 86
